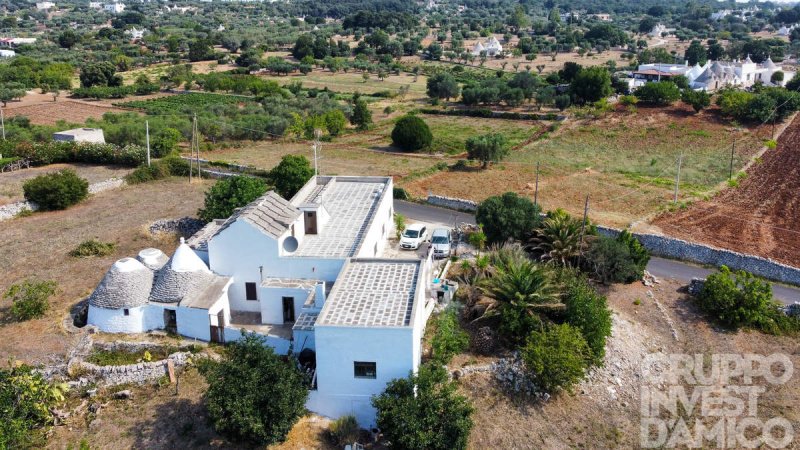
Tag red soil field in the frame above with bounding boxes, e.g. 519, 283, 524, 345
652, 114, 800, 267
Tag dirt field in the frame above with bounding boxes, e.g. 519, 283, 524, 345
462, 279, 800, 449
652, 113, 800, 267
0, 163, 132, 205
0, 177, 212, 364
3, 92, 127, 126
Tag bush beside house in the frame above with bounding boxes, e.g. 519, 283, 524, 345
22, 169, 89, 211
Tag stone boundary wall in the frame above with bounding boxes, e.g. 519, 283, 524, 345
426, 195, 478, 212
596, 225, 800, 286
70, 352, 190, 386
149, 217, 205, 237
426, 193, 800, 286
0, 177, 127, 222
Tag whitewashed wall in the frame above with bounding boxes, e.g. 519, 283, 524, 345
355, 179, 394, 259
88, 305, 147, 333
176, 306, 211, 341
259, 286, 312, 324
313, 326, 415, 427
224, 327, 291, 354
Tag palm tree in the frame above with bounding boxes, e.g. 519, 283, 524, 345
481, 259, 559, 319
527, 209, 588, 267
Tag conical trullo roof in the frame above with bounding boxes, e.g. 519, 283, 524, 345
137, 248, 168, 271
89, 258, 154, 309
149, 238, 215, 303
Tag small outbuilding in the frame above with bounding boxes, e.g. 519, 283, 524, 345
53, 128, 106, 144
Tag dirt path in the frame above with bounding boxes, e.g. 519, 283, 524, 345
651, 113, 800, 267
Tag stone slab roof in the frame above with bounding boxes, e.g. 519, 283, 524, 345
180, 276, 231, 309
187, 219, 225, 252
316, 259, 419, 328
214, 191, 301, 240
293, 179, 387, 258
292, 312, 318, 331
89, 258, 154, 310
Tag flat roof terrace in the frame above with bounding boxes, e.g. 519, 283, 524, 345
316, 259, 420, 328
292, 178, 388, 258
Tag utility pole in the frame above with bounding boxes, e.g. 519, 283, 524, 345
195, 115, 201, 180
312, 128, 322, 176
728, 137, 735, 181
0, 106, 5, 141
189, 114, 195, 182
674, 152, 683, 204
533, 161, 540, 207
145, 120, 151, 167
578, 194, 590, 264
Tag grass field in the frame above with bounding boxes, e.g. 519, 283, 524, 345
0, 177, 212, 364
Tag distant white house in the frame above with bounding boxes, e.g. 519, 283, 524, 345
472, 36, 503, 56
648, 24, 674, 38
632, 57, 796, 91
53, 128, 106, 144
0, 50, 15, 58
125, 27, 144, 40
103, 2, 125, 14
777, 25, 796, 37
0, 38, 37, 48
89, 1, 103, 8
36, 2, 56, 10
86, 176, 437, 427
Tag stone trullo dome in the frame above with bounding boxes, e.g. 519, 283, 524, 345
137, 248, 168, 271
88, 257, 154, 309
149, 238, 215, 303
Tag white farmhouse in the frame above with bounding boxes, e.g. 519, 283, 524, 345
103, 2, 126, 14
472, 36, 503, 56
633, 57, 795, 92
0, 50, 15, 58
86, 176, 437, 426
648, 24, 673, 38
36, 2, 56, 10
53, 128, 106, 144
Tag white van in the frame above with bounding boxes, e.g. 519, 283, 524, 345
430, 228, 451, 258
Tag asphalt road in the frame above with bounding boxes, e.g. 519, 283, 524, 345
396, 201, 800, 305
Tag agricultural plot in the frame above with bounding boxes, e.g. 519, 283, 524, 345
255, 66, 429, 98
402, 105, 769, 227
653, 113, 800, 266
117, 92, 253, 114
4, 99, 125, 126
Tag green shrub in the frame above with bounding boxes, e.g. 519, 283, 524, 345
584, 235, 643, 284
391, 115, 433, 152
200, 333, 308, 445
125, 162, 170, 184
373, 363, 474, 450
430, 307, 469, 364
393, 187, 410, 200
4, 279, 57, 322
328, 415, 360, 447
521, 323, 591, 393
476, 192, 541, 244
268, 154, 314, 199
23, 169, 88, 211
69, 239, 116, 258
697, 266, 798, 334
634, 81, 681, 105
198, 176, 269, 223
160, 155, 190, 176
563, 274, 612, 366
0, 363, 67, 449
616, 230, 650, 271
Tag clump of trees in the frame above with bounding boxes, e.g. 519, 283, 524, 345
717, 87, 800, 123
391, 114, 432, 152
465, 133, 509, 168
200, 333, 308, 446
373, 364, 474, 450
475, 192, 541, 244
696, 266, 799, 335
22, 169, 89, 211
0, 363, 68, 449
198, 175, 270, 223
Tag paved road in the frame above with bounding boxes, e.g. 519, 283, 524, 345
396, 201, 800, 305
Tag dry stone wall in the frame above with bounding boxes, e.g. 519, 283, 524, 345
0, 177, 127, 222
427, 193, 800, 286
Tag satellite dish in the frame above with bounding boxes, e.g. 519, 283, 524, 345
283, 236, 299, 253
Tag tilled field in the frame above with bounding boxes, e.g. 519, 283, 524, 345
4, 99, 125, 125
652, 114, 800, 266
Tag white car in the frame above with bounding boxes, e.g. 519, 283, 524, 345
431, 228, 452, 258
400, 224, 428, 250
